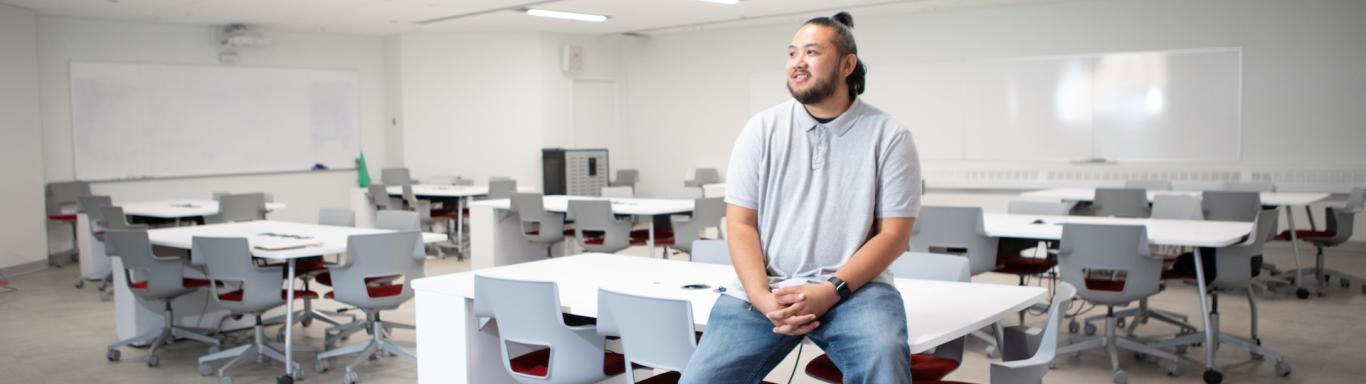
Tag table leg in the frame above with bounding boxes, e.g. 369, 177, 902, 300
457, 197, 465, 258
1192, 248, 1221, 382
1284, 206, 1309, 298
648, 217, 656, 259
1303, 206, 1316, 231
282, 259, 296, 382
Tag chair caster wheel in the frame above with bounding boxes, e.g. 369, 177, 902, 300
314, 360, 328, 374
1113, 369, 1128, 384
1116, 318, 1126, 328
1175, 345, 1188, 354
107, 349, 121, 362
1084, 323, 1097, 336
1251, 351, 1264, 360
1165, 361, 1182, 376
220, 376, 233, 384
200, 363, 214, 377
343, 370, 360, 384
1133, 352, 1147, 362
147, 355, 159, 367
1275, 360, 1292, 376
75, 280, 85, 289
276, 332, 286, 344
276, 374, 294, 384
302, 316, 313, 327
1203, 369, 1223, 384
1295, 288, 1310, 299
1341, 279, 1351, 288
1069, 320, 1079, 334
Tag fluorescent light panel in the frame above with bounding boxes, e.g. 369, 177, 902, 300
526, 8, 608, 22
698, 0, 741, 4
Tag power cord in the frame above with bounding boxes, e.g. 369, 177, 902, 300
786, 343, 804, 384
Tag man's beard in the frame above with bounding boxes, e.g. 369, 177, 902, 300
787, 67, 840, 105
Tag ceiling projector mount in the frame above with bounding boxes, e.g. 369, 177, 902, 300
219, 23, 271, 64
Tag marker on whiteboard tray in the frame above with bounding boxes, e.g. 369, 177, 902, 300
1072, 157, 1114, 164
312, 163, 328, 170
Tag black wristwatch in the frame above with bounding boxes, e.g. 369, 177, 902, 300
827, 276, 852, 301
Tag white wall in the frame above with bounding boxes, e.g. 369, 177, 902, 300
620, 0, 1366, 197
0, 4, 48, 272
397, 32, 623, 188
37, 17, 393, 225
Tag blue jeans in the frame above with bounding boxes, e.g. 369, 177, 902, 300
680, 282, 911, 384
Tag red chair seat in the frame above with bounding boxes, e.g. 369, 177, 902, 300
507, 348, 627, 378
315, 272, 396, 287
129, 278, 216, 290
48, 214, 78, 222
218, 289, 318, 302
324, 284, 404, 299
805, 353, 960, 383
993, 256, 1057, 275
632, 371, 778, 384
1274, 229, 1334, 241
1083, 277, 1126, 292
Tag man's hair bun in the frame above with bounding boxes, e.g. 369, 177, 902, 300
832, 12, 854, 28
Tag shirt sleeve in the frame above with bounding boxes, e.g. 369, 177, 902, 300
877, 126, 922, 218
724, 116, 766, 210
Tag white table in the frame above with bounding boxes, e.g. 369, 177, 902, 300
381, 185, 534, 257
470, 196, 695, 264
702, 182, 725, 198
410, 253, 1047, 383
121, 199, 288, 222
133, 221, 445, 382
1022, 187, 1331, 297
981, 212, 1253, 380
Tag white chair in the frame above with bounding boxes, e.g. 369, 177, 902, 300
689, 239, 731, 266
1279, 186, 1364, 295
315, 231, 424, 383
511, 193, 566, 258
474, 275, 628, 384
567, 200, 633, 254
985, 282, 1078, 384
1093, 188, 1150, 218
609, 169, 638, 188
104, 229, 221, 367
204, 193, 266, 224
683, 168, 720, 188
319, 208, 356, 227
596, 288, 696, 383
910, 205, 1002, 357
1056, 224, 1180, 383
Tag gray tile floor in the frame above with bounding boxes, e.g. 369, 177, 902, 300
1, 244, 1363, 384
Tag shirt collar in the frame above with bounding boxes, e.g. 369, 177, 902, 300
794, 98, 861, 137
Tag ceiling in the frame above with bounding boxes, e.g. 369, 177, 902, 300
0, 0, 1078, 36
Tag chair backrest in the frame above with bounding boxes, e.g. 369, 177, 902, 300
375, 210, 420, 231
909, 206, 999, 275
1124, 180, 1173, 190
1213, 209, 1279, 290
611, 169, 639, 187
689, 239, 731, 265
672, 197, 725, 253
989, 282, 1077, 384
684, 168, 720, 187
1007, 200, 1071, 216
599, 186, 634, 198
1224, 181, 1275, 192
319, 208, 356, 227
46, 181, 90, 214
1093, 188, 1150, 218
1058, 224, 1161, 305
380, 167, 412, 186
511, 193, 549, 222
105, 229, 192, 300
474, 275, 609, 383
567, 200, 631, 253
597, 288, 696, 376
1149, 194, 1204, 220
488, 179, 517, 200
1346, 186, 1365, 214
511, 193, 564, 243
77, 195, 113, 226
206, 193, 266, 224
366, 183, 394, 210
1202, 190, 1261, 222
193, 236, 287, 314
330, 231, 424, 308
888, 252, 971, 282
100, 206, 143, 230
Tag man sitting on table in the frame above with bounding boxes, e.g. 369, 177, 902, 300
681, 11, 923, 384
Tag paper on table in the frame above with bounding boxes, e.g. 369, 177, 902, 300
251, 238, 323, 251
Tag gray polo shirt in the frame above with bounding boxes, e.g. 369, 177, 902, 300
723, 98, 922, 301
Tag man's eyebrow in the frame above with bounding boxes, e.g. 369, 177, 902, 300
787, 43, 821, 49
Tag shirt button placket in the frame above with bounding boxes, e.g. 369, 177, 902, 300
812, 126, 827, 170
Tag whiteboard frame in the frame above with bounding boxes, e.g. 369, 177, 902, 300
67, 61, 363, 181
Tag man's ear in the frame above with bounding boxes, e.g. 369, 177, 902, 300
841, 53, 858, 77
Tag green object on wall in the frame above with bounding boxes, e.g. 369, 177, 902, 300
356, 152, 372, 188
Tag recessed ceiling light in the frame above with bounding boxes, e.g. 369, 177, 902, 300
698, 0, 741, 4
525, 8, 608, 23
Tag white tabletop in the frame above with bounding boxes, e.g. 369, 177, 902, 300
471, 195, 695, 216
983, 213, 1253, 248
1022, 187, 1330, 207
120, 199, 288, 219
412, 253, 1046, 354
386, 184, 534, 198
146, 220, 446, 260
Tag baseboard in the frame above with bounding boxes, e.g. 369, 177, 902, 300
0, 259, 50, 278
1266, 240, 1366, 252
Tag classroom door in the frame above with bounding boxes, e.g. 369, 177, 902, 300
572, 80, 621, 163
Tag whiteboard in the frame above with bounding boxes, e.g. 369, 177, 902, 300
747, 48, 1241, 163
70, 62, 360, 180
